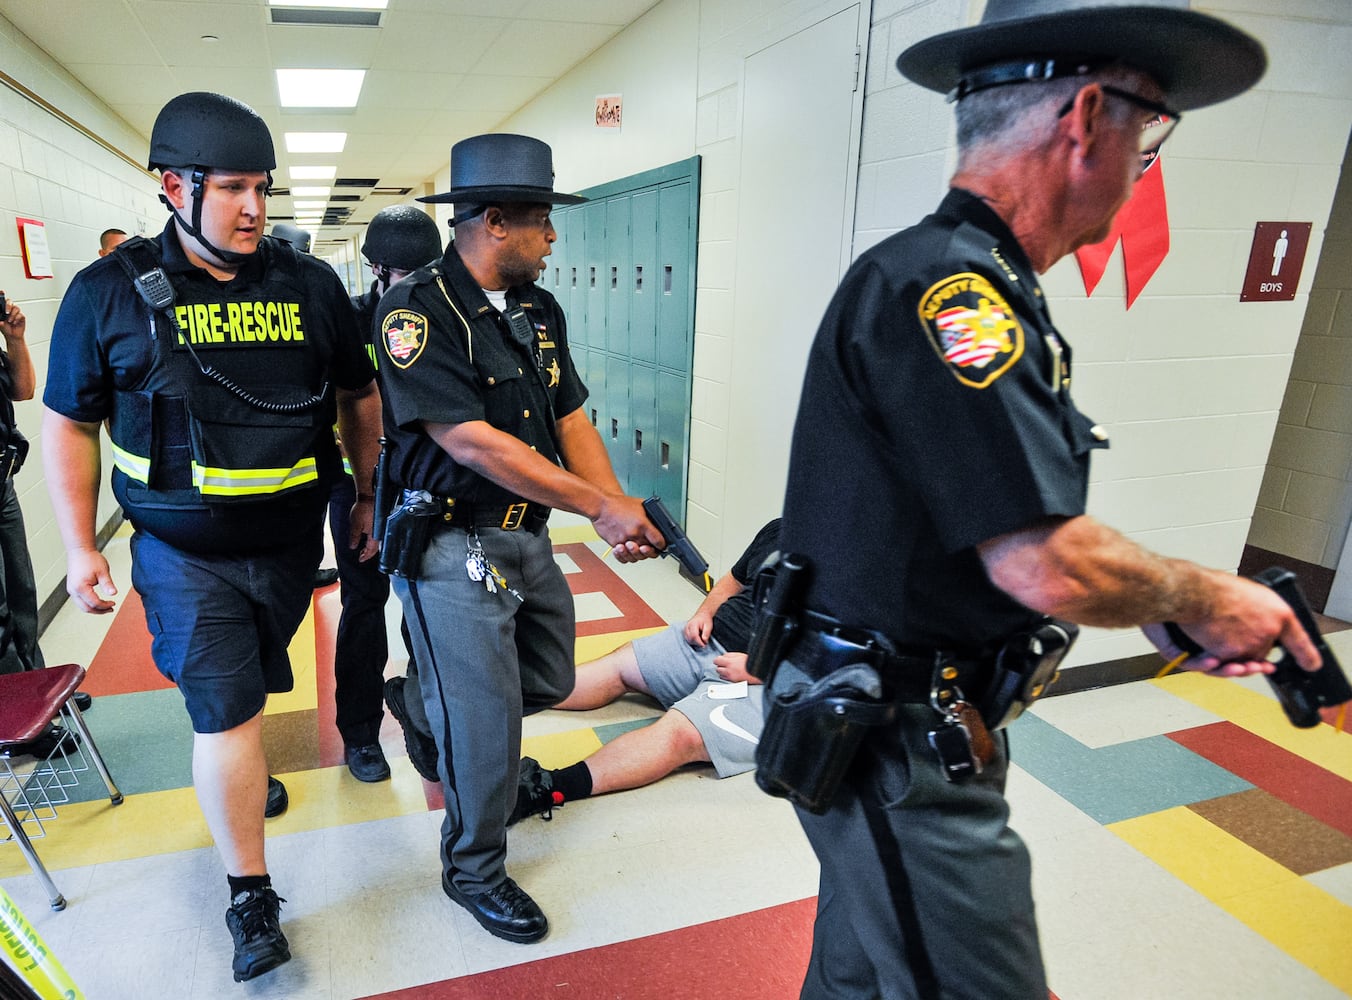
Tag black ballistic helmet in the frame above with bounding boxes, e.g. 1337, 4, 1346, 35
362, 206, 443, 271
148, 92, 276, 172
270, 222, 312, 253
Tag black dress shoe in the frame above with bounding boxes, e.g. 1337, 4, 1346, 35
311, 567, 339, 589
265, 776, 289, 818
8, 724, 80, 759
442, 871, 548, 943
383, 677, 440, 782
72, 691, 93, 712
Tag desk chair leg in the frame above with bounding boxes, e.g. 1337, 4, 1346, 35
63, 703, 122, 806
0, 789, 65, 911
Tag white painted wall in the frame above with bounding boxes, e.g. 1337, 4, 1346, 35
0, 13, 162, 610
1250, 140, 1352, 573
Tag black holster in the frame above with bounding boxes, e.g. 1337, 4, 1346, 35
756, 647, 898, 815
981, 619, 1077, 730
379, 490, 440, 579
745, 551, 808, 683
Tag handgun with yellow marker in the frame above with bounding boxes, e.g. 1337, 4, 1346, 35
642, 496, 713, 594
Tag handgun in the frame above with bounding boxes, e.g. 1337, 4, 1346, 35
1164, 567, 1351, 728
641, 496, 712, 594
1252, 567, 1351, 728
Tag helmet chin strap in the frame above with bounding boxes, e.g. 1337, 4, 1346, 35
161, 167, 267, 267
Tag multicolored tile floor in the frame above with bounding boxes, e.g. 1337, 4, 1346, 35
2, 516, 1350, 999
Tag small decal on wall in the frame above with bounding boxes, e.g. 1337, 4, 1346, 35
1240, 222, 1312, 302
595, 94, 622, 129
15, 218, 53, 279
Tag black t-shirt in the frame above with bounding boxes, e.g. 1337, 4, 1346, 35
781, 189, 1107, 653
373, 243, 588, 503
710, 518, 782, 652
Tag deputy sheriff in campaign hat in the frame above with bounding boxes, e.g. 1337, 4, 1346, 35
770, 4, 1305, 999
418, 132, 587, 225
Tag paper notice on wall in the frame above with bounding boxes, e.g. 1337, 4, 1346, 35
595, 94, 622, 128
16, 218, 53, 279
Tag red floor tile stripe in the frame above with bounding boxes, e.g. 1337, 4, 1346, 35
557, 542, 667, 637
84, 587, 174, 696
1169, 721, 1352, 838
364, 897, 816, 1000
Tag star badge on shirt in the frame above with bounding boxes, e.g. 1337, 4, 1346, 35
546, 358, 561, 387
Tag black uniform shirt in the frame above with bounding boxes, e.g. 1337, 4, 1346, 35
781, 189, 1107, 652
45, 223, 374, 552
374, 243, 587, 503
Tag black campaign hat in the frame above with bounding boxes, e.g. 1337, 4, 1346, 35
896, 0, 1266, 112
417, 133, 587, 207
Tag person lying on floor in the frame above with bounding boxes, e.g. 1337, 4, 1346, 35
509, 518, 781, 824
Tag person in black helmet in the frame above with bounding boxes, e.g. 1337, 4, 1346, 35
42, 91, 383, 985
270, 222, 312, 254
375, 133, 664, 945
325, 204, 444, 784
766, 4, 1322, 998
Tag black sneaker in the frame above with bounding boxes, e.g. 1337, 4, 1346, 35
508, 757, 563, 826
441, 871, 548, 943
225, 886, 290, 982
344, 743, 391, 783
383, 677, 439, 782
311, 567, 339, 589
6, 724, 80, 759
265, 776, 288, 818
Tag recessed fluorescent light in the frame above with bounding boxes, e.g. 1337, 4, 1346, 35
290, 186, 333, 198
285, 133, 347, 154
269, 0, 387, 8
277, 69, 365, 109
293, 200, 327, 210
289, 165, 336, 180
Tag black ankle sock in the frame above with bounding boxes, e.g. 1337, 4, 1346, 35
552, 762, 593, 801
228, 874, 271, 897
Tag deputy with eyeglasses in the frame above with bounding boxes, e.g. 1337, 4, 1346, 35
767, 3, 1321, 998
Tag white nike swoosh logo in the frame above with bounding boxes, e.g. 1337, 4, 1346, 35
710, 704, 759, 745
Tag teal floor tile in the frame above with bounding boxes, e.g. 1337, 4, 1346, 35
1008, 712, 1252, 824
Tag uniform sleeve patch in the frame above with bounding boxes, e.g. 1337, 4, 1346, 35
917, 272, 1024, 388
381, 309, 428, 369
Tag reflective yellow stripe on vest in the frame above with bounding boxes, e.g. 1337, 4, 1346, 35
191, 458, 319, 496
111, 442, 151, 484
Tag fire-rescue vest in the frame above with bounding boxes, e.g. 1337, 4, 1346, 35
108, 237, 332, 514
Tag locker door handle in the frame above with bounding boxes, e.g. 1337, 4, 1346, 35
663, 265, 673, 293
634, 429, 642, 454
611, 266, 618, 289
660, 441, 670, 469
635, 265, 643, 291
611, 418, 619, 441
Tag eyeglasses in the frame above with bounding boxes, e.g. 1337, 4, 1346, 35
950, 59, 1182, 173
1057, 86, 1182, 171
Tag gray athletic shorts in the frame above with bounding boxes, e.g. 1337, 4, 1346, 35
632, 623, 763, 777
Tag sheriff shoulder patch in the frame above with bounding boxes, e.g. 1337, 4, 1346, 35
917, 272, 1024, 388
382, 309, 428, 369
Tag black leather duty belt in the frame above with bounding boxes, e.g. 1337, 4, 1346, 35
794, 611, 994, 705
402, 492, 551, 533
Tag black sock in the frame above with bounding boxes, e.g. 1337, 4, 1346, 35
228, 874, 271, 898
552, 762, 593, 801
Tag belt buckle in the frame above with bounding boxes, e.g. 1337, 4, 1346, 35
501, 502, 528, 531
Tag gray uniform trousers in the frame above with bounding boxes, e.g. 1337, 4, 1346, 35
393, 523, 575, 891
792, 703, 1045, 1000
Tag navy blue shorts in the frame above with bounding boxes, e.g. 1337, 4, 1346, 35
131, 527, 322, 734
